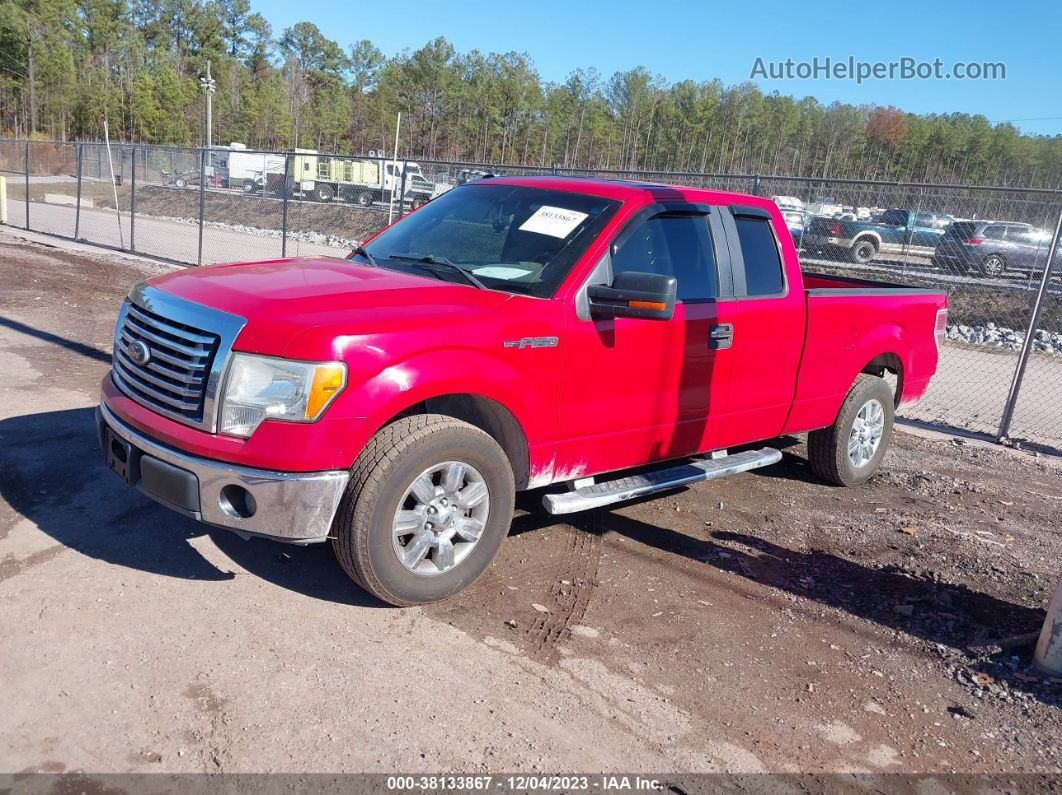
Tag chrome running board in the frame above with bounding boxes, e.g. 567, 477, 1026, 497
542, 447, 783, 515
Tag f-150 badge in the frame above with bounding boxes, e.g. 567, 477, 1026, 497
503, 336, 559, 349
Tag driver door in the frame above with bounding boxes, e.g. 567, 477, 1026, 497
555, 207, 728, 479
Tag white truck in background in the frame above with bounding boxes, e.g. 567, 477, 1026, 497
289, 150, 439, 206
225, 143, 287, 194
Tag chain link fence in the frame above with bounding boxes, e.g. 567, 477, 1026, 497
2, 140, 1060, 452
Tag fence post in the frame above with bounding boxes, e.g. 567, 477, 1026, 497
74, 143, 83, 240
399, 161, 408, 216
998, 203, 1062, 441
197, 148, 206, 266
752, 175, 761, 196
24, 140, 30, 231
130, 145, 137, 253
281, 152, 290, 258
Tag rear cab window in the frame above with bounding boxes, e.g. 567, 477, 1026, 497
878, 209, 909, 226
722, 206, 786, 297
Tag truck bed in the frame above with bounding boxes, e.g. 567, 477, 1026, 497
782, 270, 948, 435
802, 270, 943, 296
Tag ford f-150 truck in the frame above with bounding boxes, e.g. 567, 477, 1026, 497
97, 176, 948, 605
804, 208, 955, 263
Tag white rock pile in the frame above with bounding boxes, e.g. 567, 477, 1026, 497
946, 322, 1062, 355
152, 213, 361, 250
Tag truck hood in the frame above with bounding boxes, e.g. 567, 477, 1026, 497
147, 256, 520, 356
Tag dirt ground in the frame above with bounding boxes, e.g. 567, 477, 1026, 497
1, 229, 1060, 776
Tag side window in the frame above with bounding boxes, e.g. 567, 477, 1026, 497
914, 212, 935, 228
611, 215, 717, 301
734, 217, 785, 295
1007, 226, 1039, 245
982, 224, 1007, 241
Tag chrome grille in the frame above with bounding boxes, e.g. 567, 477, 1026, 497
113, 302, 220, 423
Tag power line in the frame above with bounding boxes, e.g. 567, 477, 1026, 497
991, 116, 1062, 124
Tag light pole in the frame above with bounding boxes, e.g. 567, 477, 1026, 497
200, 61, 216, 150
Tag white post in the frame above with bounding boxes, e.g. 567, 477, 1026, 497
206, 61, 213, 150
103, 119, 124, 249
1034, 573, 1062, 674
388, 111, 401, 225
0, 176, 7, 224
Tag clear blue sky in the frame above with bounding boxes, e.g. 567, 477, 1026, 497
256, 0, 1062, 136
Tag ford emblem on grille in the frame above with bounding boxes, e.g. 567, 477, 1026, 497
128, 340, 152, 366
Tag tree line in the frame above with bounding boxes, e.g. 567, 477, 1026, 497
1, 0, 1060, 187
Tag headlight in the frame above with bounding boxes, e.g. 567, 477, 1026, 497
219, 353, 347, 438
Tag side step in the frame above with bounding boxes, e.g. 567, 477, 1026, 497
542, 447, 783, 515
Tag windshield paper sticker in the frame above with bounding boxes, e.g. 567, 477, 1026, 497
518, 206, 589, 238
474, 266, 534, 279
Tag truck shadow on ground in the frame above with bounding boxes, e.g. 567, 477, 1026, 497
0, 315, 112, 363
0, 407, 386, 607
585, 506, 1058, 708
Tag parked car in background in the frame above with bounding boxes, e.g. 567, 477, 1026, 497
932, 221, 1058, 278
781, 208, 808, 248
803, 208, 955, 264
770, 195, 805, 212
457, 168, 496, 185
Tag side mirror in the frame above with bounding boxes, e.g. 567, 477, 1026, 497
587, 271, 677, 321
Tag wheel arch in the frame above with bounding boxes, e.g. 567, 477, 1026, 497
852, 231, 882, 248
860, 352, 904, 407
367, 392, 531, 490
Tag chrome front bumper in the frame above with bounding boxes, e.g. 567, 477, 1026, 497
97, 402, 349, 544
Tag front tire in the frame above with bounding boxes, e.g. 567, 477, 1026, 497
807, 374, 894, 486
332, 414, 515, 606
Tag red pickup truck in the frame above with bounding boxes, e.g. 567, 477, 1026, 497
97, 176, 947, 605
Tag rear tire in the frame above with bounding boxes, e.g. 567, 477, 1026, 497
331, 414, 515, 606
980, 254, 1006, 278
807, 374, 894, 486
848, 238, 878, 264
242, 179, 256, 194
315, 184, 335, 202
356, 191, 374, 207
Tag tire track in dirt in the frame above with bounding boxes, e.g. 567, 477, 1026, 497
524, 510, 603, 661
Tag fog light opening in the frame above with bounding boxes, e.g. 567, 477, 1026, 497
110, 438, 128, 463
219, 484, 257, 519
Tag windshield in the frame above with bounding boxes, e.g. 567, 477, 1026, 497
353, 184, 620, 297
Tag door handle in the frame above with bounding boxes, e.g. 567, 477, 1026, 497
708, 323, 734, 350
